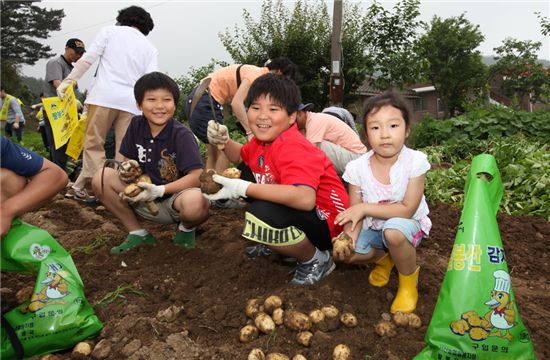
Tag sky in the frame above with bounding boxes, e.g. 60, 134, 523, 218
21, 0, 550, 92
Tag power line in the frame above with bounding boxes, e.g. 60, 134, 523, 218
47, 1, 172, 39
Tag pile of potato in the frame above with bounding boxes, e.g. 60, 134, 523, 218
241, 295, 356, 360
374, 311, 422, 338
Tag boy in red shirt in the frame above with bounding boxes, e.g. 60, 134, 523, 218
206, 73, 349, 285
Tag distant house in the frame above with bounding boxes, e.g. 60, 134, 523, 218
489, 67, 550, 112
352, 81, 443, 122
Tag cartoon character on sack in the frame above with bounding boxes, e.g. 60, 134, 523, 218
450, 269, 516, 341
21, 263, 70, 313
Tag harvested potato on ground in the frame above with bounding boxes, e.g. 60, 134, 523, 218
284, 310, 312, 331
255, 312, 276, 334
239, 324, 260, 343
266, 354, 290, 360
393, 311, 410, 327
308, 309, 325, 325
340, 312, 358, 328
221, 167, 242, 179
292, 355, 307, 360
72, 342, 92, 356
272, 308, 284, 325
264, 295, 283, 314
296, 331, 313, 347
407, 313, 422, 328
200, 169, 222, 194
16, 286, 34, 304
375, 320, 397, 337
248, 348, 266, 360
319, 305, 340, 332
332, 344, 351, 360
246, 298, 261, 319
332, 232, 353, 259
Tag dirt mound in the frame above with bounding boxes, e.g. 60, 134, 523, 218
1, 198, 549, 359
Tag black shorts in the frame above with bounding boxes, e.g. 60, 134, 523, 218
185, 86, 224, 144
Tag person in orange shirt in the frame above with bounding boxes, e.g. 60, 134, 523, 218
184, 58, 297, 177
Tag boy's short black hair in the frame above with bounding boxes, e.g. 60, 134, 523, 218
134, 72, 180, 105
265, 57, 298, 80
362, 91, 412, 129
116, 6, 154, 35
245, 73, 301, 115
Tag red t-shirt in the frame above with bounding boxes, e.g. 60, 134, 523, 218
241, 124, 349, 237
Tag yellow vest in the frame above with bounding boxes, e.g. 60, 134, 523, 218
0, 94, 24, 121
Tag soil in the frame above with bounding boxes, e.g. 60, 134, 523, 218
1, 198, 549, 360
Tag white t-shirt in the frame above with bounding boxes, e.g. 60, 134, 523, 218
343, 146, 432, 235
84, 25, 158, 114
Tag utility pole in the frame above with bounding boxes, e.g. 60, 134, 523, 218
329, 0, 343, 106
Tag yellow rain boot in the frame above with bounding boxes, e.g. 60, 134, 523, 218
368, 253, 394, 287
391, 266, 420, 314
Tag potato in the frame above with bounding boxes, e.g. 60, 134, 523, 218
15, 286, 34, 304
266, 354, 290, 360
296, 331, 313, 347
340, 312, 358, 328
272, 308, 284, 325
200, 169, 222, 194
255, 312, 276, 334
450, 319, 470, 335
374, 320, 397, 337
392, 311, 410, 327
319, 305, 340, 332
332, 233, 353, 259
72, 342, 92, 356
123, 183, 142, 197
264, 295, 283, 314
292, 355, 307, 360
246, 298, 261, 319
284, 310, 312, 331
221, 167, 242, 179
239, 324, 259, 343
469, 327, 489, 341
248, 348, 266, 360
308, 309, 325, 325
332, 344, 351, 360
407, 313, 422, 328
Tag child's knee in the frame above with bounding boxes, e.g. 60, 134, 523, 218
383, 228, 407, 247
91, 167, 119, 195
176, 190, 209, 220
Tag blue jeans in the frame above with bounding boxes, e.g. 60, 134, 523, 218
355, 218, 424, 255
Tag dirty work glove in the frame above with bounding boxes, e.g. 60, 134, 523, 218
118, 160, 142, 184
207, 120, 229, 147
204, 174, 251, 201
57, 54, 96, 99
56, 79, 76, 99
125, 183, 165, 203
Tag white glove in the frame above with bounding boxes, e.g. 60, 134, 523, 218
204, 174, 251, 200
207, 120, 229, 146
57, 79, 76, 99
57, 54, 95, 98
124, 182, 165, 203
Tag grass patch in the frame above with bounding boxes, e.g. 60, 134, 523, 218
69, 234, 114, 255
94, 284, 146, 309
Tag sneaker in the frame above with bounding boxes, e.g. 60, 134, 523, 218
65, 187, 97, 204
245, 244, 273, 258
211, 198, 247, 209
111, 233, 157, 255
173, 227, 196, 249
290, 251, 335, 285
245, 244, 296, 263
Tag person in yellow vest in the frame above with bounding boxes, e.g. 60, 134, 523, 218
0, 85, 25, 142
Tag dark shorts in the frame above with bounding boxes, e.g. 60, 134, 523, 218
185, 86, 224, 144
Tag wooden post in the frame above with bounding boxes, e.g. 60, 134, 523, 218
330, 0, 344, 106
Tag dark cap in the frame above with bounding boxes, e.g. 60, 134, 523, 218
298, 103, 314, 112
66, 38, 86, 55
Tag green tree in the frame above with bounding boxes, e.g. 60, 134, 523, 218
491, 38, 549, 106
417, 14, 487, 118
362, 0, 424, 90
219, 0, 369, 107
536, 12, 550, 36
1, 0, 64, 101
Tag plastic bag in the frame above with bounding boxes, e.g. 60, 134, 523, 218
1, 219, 103, 359
415, 154, 536, 359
